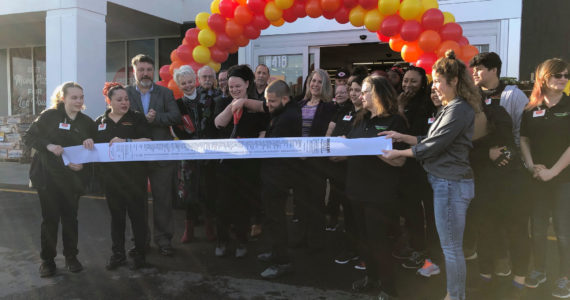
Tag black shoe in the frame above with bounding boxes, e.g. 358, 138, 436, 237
159, 246, 174, 257
65, 256, 83, 273
105, 253, 126, 270
260, 263, 292, 279
39, 260, 56, 277
129, 256, 147, 270
402, 251, 427, 269
128, 244, 150, 258
352, 276, 381, 293
257, 252, 275, 263
334, 251, 359, 264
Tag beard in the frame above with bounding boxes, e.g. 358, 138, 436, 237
138, 77, 153, 88
269, 103, 285, 116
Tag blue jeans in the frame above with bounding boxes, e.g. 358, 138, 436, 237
428, 174, 474, 300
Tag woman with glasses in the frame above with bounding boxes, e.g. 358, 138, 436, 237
520, 58, 570, 299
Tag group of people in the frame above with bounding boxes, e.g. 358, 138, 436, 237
23, 51, 569, 300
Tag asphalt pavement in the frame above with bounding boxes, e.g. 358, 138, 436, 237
0, 162, 560, 300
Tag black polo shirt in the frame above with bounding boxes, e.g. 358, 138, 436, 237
520, 94, 570, 182
331, 101, 356, 137
345, 113, 407, 203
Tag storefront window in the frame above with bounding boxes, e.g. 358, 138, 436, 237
0, 49, 8, 117
127, 39, 155, 85
259, 54, 304, 99
33, 47, 46, 113
10, 48, 33, 115
107, 41, 127, 85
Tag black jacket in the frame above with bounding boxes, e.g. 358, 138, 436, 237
298, 99, 337, 137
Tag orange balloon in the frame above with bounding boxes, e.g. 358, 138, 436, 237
233, 34, 250, 47
418, 30, 441, 53
169, 60, 184, 74
225, 19, 244, 39
306, 0, 323, 18
271, 18, 286, 26
389, 35, 405, 52
234, 5, 253, 25
401, 41, 424, 62
437, 40, 461, 58
321, 0, 341, 12
460, 45, 479, 63
170, 49, 180, 62
168, 79, 182, 94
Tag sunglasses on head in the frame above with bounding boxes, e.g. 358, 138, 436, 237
552, 73, 569, 79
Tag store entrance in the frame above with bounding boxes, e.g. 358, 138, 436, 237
319, 42, 403, 79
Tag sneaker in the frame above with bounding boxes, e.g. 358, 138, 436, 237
260, 263, 292, 279
39, 260, 56, 278
352, 276, 380, 292
334, 252, 359, 264
354, 261, 366, 270
325, 224, 338, 232
525, 270, 547, 288
377, 290, 399, 300
105, 253, 126, 270
495, 258, 512, 276
65, 256, 83, 273
464, 248, 478, 260
417, 259, 440, 277
392, 246, 414, 259
552, 277, 570, 299
235, 244, 248, 258
257, 252, 274, 263
215, 243, 227, 257
402, 251, 426, 269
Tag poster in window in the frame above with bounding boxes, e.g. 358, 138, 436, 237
10, 48, 33, 115
34, 47, 46, 113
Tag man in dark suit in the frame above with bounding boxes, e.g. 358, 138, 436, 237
126, 54, 180, 256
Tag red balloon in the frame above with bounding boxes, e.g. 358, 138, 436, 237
210, 47, 229, 63
228, 44, 240, 54
177, 44, 193, 62
170, 49, 180, 62
243, 23, 262, 39
247, 0, 267, 14
415, 52, 438, 73
343, 0, 358, 9
159, 65, 172, 81
376, 31, 390, 42
292, 1, 307, 18
437, 40, 461, 58
322, 9, 336, 19
225, 19, 244, 39
234, 5, 254, 25
400, 20, 422, 42
169, 60, 184, 74
183, 28, 200, 48
458, 36, 469, 47
421, 8, 444, 31
439, 22, 463, 42
252, 13, 271, 29
208, 14, 227, 34
189, 61, 203, 73
215, 33, 234, 50
381, 14, 404, 37
156, 80, 168, 87
358, 0, 377, 10
306, 0, 322, 18
418, 30, 441, 52
233, 34, 250, 47
321, 0, 341, 12
283, 8, 299, 23
334, 6, 350, 24
219, 0, 238, 18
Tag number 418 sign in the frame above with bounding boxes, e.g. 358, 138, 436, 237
264, 56, 288, 69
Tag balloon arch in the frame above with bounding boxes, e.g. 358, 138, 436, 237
157, 0, 479, 98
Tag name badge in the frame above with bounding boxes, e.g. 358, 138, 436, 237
59, 123, 70, 130
342, 115, 353, 121
485, 98, 492, 105
98, 123, 107, 131
533, 110, 545, 118
428, 117, 435, 124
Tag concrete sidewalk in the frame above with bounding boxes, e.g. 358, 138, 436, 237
0, 162, 30, 186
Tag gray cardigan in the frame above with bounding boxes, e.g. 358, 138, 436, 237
412, 97, 475, 180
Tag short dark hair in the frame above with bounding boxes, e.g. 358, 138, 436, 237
255, 64, 270, 75
266, 80, 290, 98
469, 52, 502, 78
131, 54, 155, 68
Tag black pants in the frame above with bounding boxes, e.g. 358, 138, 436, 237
326, 160, 356, 252
261, 166, 290, 264
38, 181, 80, 261
105, 174, 147, 257
475, 169, 531, 276
352, 200, 398, 296
295, 158, 327, 248
182, 160, 217, 221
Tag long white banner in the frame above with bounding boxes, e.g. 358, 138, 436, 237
62, 137, 392, 165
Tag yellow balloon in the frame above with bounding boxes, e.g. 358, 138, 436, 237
196, 12, 211, 30
443, 11, 455, 24
399, 0, 422, 20
564, 80, 570, 96
364, 9, 383, 32
271, 18, 285, 27
349, 5, 366, 27
275, 0, 294, 10
421, 0, 438, 11
198, 28, 217, 48
193, 45, 211, 64
210, 0, 220, 14
265, 1, 283, 21
378, 0, 400, 16
207, 61, 221, 72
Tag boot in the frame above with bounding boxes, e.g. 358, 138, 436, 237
205, 217, 216, 241
180, 220, 194, 243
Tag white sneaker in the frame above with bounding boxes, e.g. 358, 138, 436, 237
417, 259, 441, 277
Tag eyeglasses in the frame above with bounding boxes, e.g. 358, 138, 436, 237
552, 73, 569, 79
